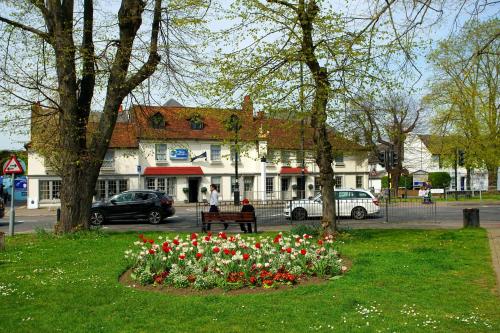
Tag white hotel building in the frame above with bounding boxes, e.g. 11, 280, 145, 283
26, 99, 371, 208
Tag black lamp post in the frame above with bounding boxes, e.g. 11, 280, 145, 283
229, 114, 241, 205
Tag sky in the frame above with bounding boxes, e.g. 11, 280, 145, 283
0, 0, 497, 151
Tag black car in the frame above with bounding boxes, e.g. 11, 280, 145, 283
89, 190, 175, 226
0, 198, 4, 218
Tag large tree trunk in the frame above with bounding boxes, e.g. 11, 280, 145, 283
297, 0, 336, 234
487, 166, 498, 191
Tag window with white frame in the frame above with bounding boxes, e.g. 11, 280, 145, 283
146, 177, 176, 197
334, 175, 343, 188
334, 152, 344, 165
211, 176, 221, 193
356, 175, 363, 188
210, 145, 221, 161
155, 143, 167, 161
314, 177, 322, 192
102, 150, 114, 168
243, 176, 253, 192
281, 150, 292, 165
95, 179, 129, 200
39, 180, 61, 201
266, 177, 274, 194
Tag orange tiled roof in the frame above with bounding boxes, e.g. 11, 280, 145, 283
108, 123, 138, 148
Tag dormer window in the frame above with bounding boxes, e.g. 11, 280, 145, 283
188, 112, 204, 130
190, 119, 204, 130
150, 112, 165, 129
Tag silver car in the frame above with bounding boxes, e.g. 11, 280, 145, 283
284, 189, 380, 220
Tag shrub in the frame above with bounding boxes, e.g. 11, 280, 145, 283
381, 175, 413, 189
428, 172, 451, 188
200, 187, 207, 193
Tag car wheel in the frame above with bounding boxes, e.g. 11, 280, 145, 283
89, 211, 105, 226
292, 208, 307, 221
351, 207, 367, 220
148, 209, 163, 224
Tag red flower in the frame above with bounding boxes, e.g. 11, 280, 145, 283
142, 238, 148, 243
213, 247, 220, 253
138, 234, 144, 239
192, 240, 198, 247
300, 249, 307, 255
229, 236, 236, 242
148, 239, 154, 244
173, 239, 180, 245
296, 237, 301, 242
179, 254, 186, 260
317, 239, 323, 245
243, 253, 250, 261
231, 250, 236, 256
263, 279, 274, 286
286, 248, 292, 254
148, 249, 155, 255
255, 242, 261, 249
218, 232, 227, 240
190, 233, 198, 240
303, 234, 311, 239
207, 231, 212, 237
204, 236, 211, 242
196, 253, 203, 259
162, 242, 171, 253
249, 276, 257, 284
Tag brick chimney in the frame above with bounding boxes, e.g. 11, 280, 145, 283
242, 95, 253, 115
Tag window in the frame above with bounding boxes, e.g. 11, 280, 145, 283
102, 150, 114, 169
155, 144, 167, 161
150, 112, 165, 129
211, 176, 221, 193
39, 180, 61, 201
432, 154, 442, 169
336, 191, 355, 199
356, 191, 371, 198
210, 145, 221, 161
95, 179, 129, 200
281, 150, 292, 165
231, 176, 240, 193
334, 152, 344, 164
281, 177, 290, 191
243, 176, 253, 192
146, 178, 176, 197
335, 175, 343, 188
113, 192, 134, 202
314, 177, 322, 193
190, 120, 204, 130
267, 150, 275, 163
356, 175, 363, 188
266, 177, 274, 194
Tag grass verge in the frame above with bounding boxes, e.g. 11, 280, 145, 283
0, 229, 499, 332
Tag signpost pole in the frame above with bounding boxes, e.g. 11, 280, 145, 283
9, 172, 15, 236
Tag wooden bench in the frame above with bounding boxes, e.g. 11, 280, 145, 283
201, 211, 257, 233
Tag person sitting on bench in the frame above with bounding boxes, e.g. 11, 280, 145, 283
240, 198, 254, 233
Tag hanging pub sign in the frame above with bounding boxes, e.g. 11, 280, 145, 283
169, 148, 189, 160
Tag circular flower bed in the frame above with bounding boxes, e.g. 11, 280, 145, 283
124, 232, 346, 290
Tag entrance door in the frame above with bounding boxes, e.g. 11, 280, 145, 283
460, 177, 466, 191
281, 177, 290, 200
188, 178, 199, 203
296, 176, 306, 199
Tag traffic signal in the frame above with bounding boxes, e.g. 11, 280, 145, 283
458, 150, 465, 166
391, 151, 399, 167
378, 151, 386, 167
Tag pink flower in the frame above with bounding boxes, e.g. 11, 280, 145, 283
179, 254, 186, 260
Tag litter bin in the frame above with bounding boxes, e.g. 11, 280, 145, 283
463, 208, 480, 227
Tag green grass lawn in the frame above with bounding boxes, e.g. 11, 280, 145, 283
1, 229, 499, 332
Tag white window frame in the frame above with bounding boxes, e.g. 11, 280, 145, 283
210, 145, 221, 162
39, 180, 61, 201
334, 152, 344, 165
266, 177, 274, 194
146, 177, 177, 198
334, 175, 343, 188
211, 176, 222, 194
356, 175, 364, 189
155, 143, 168, 162
102, 150, 115, 169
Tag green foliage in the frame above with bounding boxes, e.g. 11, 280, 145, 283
290, 224, 320, 237
428, 172, 451, 189
382, 175, 413, 189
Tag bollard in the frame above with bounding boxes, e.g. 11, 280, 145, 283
56, 208, 61, 223
463, 208, 480, 228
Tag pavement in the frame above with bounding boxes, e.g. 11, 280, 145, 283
488, 228, 500, 295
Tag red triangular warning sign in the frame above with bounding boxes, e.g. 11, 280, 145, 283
3, 156, 24, 174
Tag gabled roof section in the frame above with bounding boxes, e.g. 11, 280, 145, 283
109, 123, 138, 148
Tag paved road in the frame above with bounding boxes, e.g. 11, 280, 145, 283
1, 202, 499, 234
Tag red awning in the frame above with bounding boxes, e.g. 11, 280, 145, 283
280, 167, 309, 175
143, 166, 204, 176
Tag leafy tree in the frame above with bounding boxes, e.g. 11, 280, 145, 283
205, 0, 442, 233
425, 19, 499, 190
0, 0, 209, 232
428, 172, 451, 189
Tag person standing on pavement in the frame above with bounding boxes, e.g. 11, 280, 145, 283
206, 184, 225, 231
